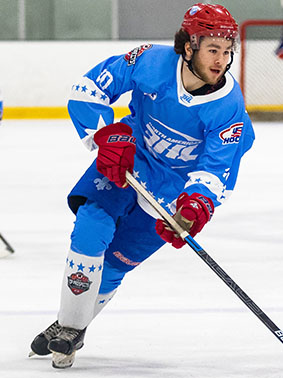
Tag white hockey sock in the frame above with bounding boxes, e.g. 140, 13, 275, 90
58, 250, 104, 330
93, 289, 118, 319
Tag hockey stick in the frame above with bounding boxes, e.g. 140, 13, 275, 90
125, 171, 283, 345
0, 233, 15, 257
275, 0, 283, 59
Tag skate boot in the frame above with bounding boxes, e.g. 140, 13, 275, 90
29, 320, 62, 357
48, 326, 86, 369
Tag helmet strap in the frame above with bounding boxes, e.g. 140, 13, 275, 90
224, 51, 234, 73
182, 51, 203, 81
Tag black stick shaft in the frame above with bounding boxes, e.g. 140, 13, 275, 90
184, 234, 283, 344
0, 233, 15, 253
125, 171, 283, 345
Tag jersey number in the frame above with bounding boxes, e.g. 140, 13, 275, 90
96, 69, 113, 90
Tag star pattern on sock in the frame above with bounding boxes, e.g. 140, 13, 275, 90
66, 257, 101, 274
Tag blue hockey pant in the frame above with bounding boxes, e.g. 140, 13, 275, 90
70, 199, 165, 295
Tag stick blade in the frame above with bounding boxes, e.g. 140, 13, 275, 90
0, 233, 15, 257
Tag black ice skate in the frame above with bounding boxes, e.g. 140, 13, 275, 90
29, 320, 62, 357
48, 326, 86, 369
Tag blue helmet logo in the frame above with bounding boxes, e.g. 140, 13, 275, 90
189, 6, 200, 16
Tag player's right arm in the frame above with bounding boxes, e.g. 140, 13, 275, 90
68, 54, 135, 151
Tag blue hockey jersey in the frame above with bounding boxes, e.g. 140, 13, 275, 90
68, 44, 254, 217
0, 89, 3, 124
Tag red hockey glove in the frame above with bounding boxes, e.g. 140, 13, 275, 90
155, 193, 214, 249
94, 123, 136, 188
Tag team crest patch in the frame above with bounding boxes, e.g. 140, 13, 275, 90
68, 272, 92, 295
124, 44, 152, 66
219, 123, 243, 145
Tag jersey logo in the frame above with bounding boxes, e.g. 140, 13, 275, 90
180, 93, 193, 104
219, 123, 243, 145
124, 44, 152, 66
144, 115, 202, 162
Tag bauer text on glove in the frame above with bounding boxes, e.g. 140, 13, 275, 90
94, 122, 136, 188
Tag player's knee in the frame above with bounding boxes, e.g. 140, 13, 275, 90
70, 201, 116, 257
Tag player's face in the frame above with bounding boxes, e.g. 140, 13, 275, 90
193, 37, 233, 85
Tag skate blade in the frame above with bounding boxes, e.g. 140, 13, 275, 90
28, 351, 35, 357
52, 351, 76, 369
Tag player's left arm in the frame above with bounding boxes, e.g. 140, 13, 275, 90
183, 113, 255, 208
156, 114, 255, 247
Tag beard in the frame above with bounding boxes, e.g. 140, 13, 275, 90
191, 55, 225, 85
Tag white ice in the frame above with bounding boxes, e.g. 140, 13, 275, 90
0, 119, 283, 378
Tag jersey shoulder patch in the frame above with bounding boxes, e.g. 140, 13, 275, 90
124, 44, 152, 66
219, 123, 243, 145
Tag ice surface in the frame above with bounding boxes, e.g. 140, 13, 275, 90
0, 120, 283, 378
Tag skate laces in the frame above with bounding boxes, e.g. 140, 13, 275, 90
59, 327, 81, 342
44, 321, 62, 340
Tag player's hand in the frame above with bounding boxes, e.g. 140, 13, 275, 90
94, 122, 136, 188
155, 193, 214, 248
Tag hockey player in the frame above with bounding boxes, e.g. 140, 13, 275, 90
0, 88, 2, 124
30, 3, 255, 369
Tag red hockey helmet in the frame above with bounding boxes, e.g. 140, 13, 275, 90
182, 3, 238, 49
